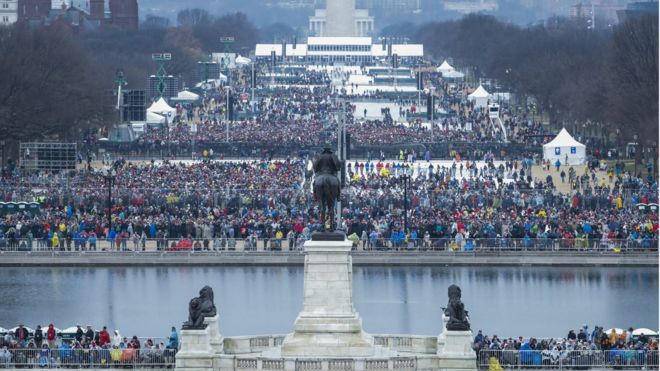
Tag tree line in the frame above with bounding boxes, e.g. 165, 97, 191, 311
416, 14, 658, 147
0, 11, 656, 160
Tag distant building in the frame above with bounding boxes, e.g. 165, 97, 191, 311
265, 0, 316, 8
442, 0, 498, 14
617, 1, 658, 21
109, 0, 137, 30
16, 0, 137, 30
0, 0, 18, 25
309, 0, 374, 37
17, 0, 49, 21
357, 0, 421, 11
256, 36, 423, 64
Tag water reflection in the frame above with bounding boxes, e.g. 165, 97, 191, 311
0, 266, 655, 338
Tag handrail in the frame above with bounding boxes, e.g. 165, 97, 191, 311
0, 347, 176, 368
478, 349, 659, 370
0, 237, 656, 253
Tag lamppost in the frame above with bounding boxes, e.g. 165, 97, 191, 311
0, 139, 5, 170
633, 134, 639, 176
104, 168, 117, 237
430, 86, 436, 142
224, 86, 231, 142
400, 172, 411, 234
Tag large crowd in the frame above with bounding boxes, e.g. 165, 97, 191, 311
0, 153, 657, 251
125, 68, 559, 155
0, 324, 178, 367
1, 62, 656, 251
474, 326, 659, 368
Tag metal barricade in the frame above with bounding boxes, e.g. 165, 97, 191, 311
0, 347, 176, 368
478, 349, 659, 370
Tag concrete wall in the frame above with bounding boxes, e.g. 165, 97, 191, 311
0, 251, 655, 267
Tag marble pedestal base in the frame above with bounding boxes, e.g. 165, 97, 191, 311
204, 314, 224, 354
437, 330, 477, 371
280, 238, 374, 357
175, 326, 215, 371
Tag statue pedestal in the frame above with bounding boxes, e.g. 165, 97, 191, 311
176, 326, 215, 371
204, 314, 224, 354
437, 329, 476, 371
436, 314, 450, 354
281, 238, 374, 357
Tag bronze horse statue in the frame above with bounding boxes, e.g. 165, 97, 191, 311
312, 147, 342, 231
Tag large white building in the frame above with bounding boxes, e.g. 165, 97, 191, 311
309, 0, 374, 37
0, 0, 18, 25
255, 37, 423, 64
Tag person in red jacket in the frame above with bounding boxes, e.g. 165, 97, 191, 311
47, 324, 57, 349
99, 326, 111, 347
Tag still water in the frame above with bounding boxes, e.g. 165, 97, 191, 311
0, 266, 656, 339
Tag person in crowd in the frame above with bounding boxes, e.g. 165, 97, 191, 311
34, 325, 44, 348
167, 327, 179, 350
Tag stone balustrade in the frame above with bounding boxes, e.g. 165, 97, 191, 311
221, 334, 437, 356
223, 335, 287, 354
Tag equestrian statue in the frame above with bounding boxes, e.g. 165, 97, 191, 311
312, 146, 342, 231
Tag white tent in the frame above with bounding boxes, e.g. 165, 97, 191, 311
174, 90, 200, 102
468, 85, 490, 108
436, 60, 454, 74
443, 70, 465, 79
147, 97, 176, 118
195, 76, 227, 90
543, 128, 586, 165
146, 111, 166, 124
235, 55, 252, 66
632, 328, 658, 336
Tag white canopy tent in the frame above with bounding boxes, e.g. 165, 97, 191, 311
632, 328, 658, 336
436, 60, 454, 74
172, 90, 200, 102
443, 70, 465, 79
147, 97, 176, 119
543, 128, 586, 165
468, 85, 490, 108
146, 111, 166, 124
235, 55, 252, 66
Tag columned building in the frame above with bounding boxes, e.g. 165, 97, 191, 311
256, 37, 423, 65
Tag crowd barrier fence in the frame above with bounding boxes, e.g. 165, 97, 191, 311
478, 349, 659, 370
0, 238, 656, 253
0, 348, 176, 368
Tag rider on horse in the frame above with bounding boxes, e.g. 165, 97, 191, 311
313, 146, 342, 231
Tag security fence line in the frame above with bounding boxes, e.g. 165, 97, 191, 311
0, 348, 176, 368
0, 237, 657, 253
478, 349, 659, 370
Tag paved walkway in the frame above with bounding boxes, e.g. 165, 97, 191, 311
531, 164, 614, 194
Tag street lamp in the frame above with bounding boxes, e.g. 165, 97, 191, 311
0, 140, 5, 170
103, 168, 117, 237
634, 134, 639, 175
400, 172, 411, 234
224, 86, 231, 143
